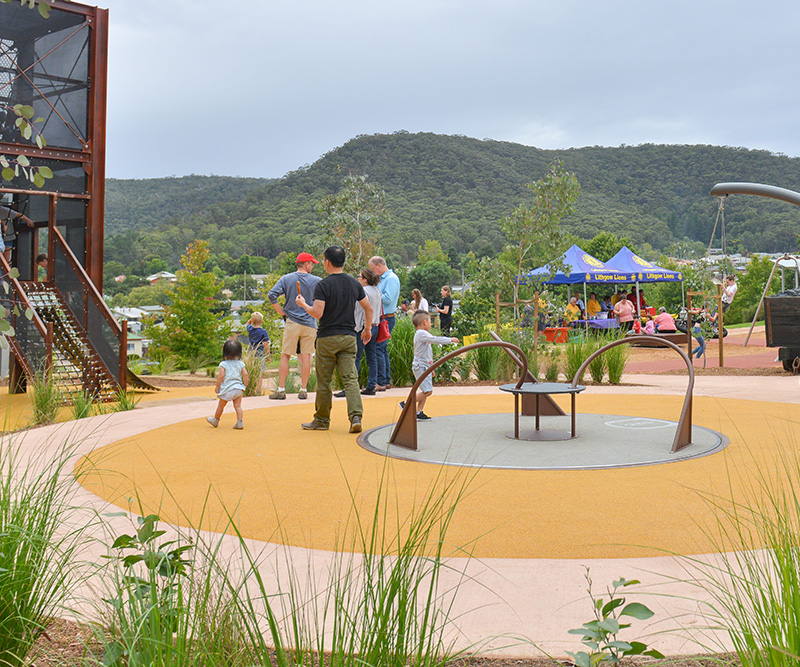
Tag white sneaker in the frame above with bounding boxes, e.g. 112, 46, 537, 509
206, 416, 219, 427
233, 420, 243, 430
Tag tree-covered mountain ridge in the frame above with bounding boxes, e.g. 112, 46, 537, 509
105, 132, 800, 266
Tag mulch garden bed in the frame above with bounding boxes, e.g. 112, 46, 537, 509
32, 619, 741, 667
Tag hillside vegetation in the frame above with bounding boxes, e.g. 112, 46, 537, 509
105, 132, 800, 267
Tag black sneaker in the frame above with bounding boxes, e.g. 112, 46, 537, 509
333, 390, 346, 398
399, 401, 406, 409
417, 412, 431, 420
360, 388, 376, 395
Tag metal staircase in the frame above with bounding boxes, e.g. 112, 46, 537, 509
0, 225, 133, 405
22, 282, 119, 402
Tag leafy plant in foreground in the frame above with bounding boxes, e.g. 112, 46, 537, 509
100, 514, 194, 666
566, 571, 664, 667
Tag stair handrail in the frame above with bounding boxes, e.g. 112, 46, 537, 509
51, 227, 122, 337
0, 252, 52, 376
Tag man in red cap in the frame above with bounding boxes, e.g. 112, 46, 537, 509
267, 251, 323, 399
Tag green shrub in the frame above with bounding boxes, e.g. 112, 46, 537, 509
29, 365, 61, 426
605, 343, 629, 385
111, 387, 142, 412
543, 348, 561, 382
587, 343, 606, 384
432, 343, 458, 383
388, 316, 415, 387
242, 349, 264, 397
473, 341, 502, 381
564, 338, 592, 384
70, 390, 95, 419
185, 351, 213, 375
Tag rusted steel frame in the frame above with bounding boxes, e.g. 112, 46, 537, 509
86, 6, 108, 289
389, 340, 528, 451
0, 142, 91, 165
118, 320, 127, 391
488, 329, 565, 416
51, 225, 120, 335
571, 335, 694, 452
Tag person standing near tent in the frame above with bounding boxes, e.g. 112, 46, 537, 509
613, 293, 635, 331
586, 292, 601, 318
571, 291, 585, 317
722, 275, 737, 312
563, 297, 581, 325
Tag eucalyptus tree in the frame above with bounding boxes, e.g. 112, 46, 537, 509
317, 171, 388, 274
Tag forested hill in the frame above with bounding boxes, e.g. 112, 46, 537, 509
104, 133, 800, 266
105, 175, 273, 234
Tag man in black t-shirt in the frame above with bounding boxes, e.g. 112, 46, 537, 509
296, 245, 373, 433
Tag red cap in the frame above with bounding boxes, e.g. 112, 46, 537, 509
296, 252, 319, 264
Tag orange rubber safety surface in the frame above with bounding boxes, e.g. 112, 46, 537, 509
75, 393, 800, 560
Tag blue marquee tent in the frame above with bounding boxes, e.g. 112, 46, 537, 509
607, 246, 685, 310
520, 244, 635, 285
607, 247, 683, 283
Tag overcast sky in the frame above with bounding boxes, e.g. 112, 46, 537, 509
99, 0, 800, 180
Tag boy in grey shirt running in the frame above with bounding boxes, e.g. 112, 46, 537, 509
399, 310, 458, 420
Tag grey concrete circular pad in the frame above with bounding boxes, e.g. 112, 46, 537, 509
359, 413, 727, 470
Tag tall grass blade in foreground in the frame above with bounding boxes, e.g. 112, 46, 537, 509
232, 466, 478, 667
0, 434, 93, 666
688, 454, 800, 667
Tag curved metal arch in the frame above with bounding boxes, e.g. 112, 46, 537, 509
710, 182, 800, 207
389, 340, 528, 451
571, 335, 695, 452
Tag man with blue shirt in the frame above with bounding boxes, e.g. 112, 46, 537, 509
368, 255, 401, 390
267, 251, 323, 400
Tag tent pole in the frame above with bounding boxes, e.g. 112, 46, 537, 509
583, 282, 589, 334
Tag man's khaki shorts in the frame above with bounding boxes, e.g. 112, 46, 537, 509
282, 319, 317, 356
